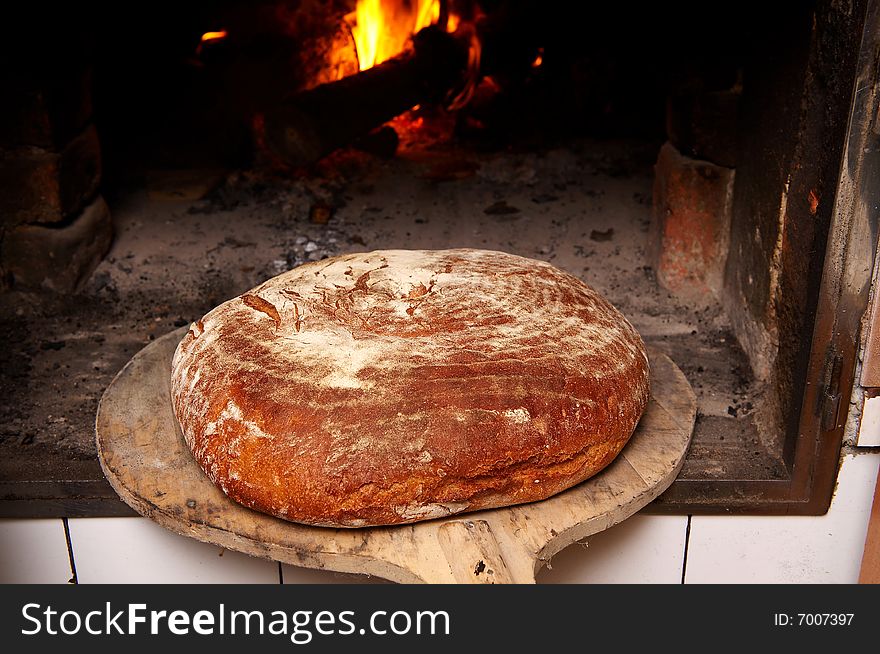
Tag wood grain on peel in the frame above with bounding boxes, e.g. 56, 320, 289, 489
170, 249, 650, 527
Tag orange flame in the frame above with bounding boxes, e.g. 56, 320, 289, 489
200, 30, 228, 43
348, 0, 440, 71
532, 48, 544, 68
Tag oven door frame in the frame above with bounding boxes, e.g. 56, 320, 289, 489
652, 0, 880, 515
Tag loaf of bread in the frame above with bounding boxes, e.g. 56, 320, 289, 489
170, 249, 649, 527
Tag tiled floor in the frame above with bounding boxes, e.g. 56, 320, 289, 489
537, 514, 688, 584
858, 395, 880, 446
66, 517, 278, 584
0, 519, 73, 584
684, 453, 880, 583
2, 452, 877, 584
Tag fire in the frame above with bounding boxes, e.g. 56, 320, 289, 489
348, 0, 441, 71
532, 48, 544, 68
200, 30, 228, 43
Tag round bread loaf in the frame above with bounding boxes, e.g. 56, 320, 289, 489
170, 249, 649, 527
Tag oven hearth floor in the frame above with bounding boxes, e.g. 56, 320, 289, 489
0, 137, 786, 516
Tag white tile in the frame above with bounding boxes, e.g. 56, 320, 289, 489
857, 395, 880, 446
537, 514, 688, 584
0, 519, 73, 584
281, 564, 391, 584
685, 452, 880, 583
67, 517, 278, 584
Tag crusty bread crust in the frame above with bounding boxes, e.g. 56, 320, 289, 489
170, 249, 650, 527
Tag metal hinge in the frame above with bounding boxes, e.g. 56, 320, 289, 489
820, 349, 843, 431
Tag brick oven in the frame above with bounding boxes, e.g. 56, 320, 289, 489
1, 0, 879, 582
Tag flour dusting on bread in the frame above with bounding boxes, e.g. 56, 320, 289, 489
170, 248, 650, 527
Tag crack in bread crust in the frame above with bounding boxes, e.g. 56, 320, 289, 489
170, 249, 650, 527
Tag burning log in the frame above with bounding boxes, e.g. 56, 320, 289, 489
262, 25, 470, 167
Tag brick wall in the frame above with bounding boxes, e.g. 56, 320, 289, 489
1, 66, 112, 293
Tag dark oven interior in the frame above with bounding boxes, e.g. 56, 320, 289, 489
0, 0, 871, 516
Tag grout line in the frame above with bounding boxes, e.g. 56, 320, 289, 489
278, 561, 284, 585
61, 518, 79, 585
680, 515, 692, 584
